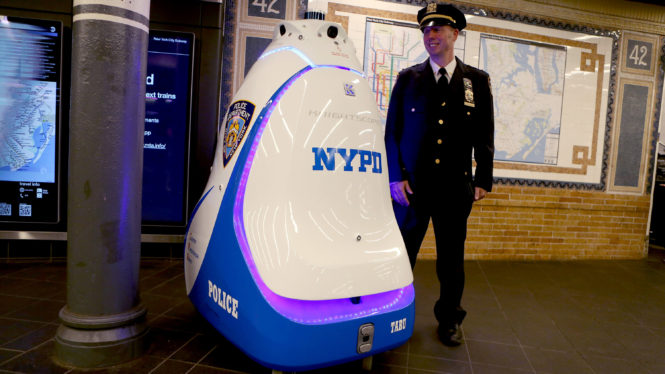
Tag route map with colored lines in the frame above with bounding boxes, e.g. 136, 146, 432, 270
363, 17, 465, 121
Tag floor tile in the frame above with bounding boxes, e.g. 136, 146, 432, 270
0, 348, 21, 364
0, 340, 68, 374
357, 364, 407, 374
149, 314, 209, 335
4, 300, 63, 324
408, 324, 469, 362
170, 333, 218, 363
581, 353, 650, 374
9, 264, 65, 282
466, 340, 532, 371
148, 276, 188, 299
300, 358, 380, 373
509, 319, 572, 351
470, 362, 533, 374
163, 299, 206, 322
1, 323, 58, 351
0, 278, 40, 298
148, 358, 194, 374
521, 347, 593, 374
6, 280, 64, 303
462, 311, 519, 345
0, 319, 46, 345
145, 327, 196, 359
65, 355, 165, 374
641, 359, 665, 374
198, 339, 270, 373
557, 324, 632, 359
408, 354, 472, 373
142, 293, 180, 317
0, 296, 36, 316
372, 350, 408, 367
187, 365, 246, 373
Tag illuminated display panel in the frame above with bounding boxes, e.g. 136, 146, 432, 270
142, 30, 195, 227
0, 16, 62, 224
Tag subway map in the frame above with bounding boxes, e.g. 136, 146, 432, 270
363, 18, 465, 120
479, 34, 566, 165
0, 80, 57, 183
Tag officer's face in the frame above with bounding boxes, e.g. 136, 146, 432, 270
422, 25, 458, 59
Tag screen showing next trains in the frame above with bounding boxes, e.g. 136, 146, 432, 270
142, 30, 195, 226
0, 16, 62, 224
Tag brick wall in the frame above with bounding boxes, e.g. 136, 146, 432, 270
418, 185, 651, 260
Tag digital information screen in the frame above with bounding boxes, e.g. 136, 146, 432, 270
0, 16, 62, 224
142, 30, 195, 226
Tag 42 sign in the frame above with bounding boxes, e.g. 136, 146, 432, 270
625, 38, 654, 73
248, 0, 287, 20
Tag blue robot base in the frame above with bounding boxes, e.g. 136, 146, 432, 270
187, 194, 415, 371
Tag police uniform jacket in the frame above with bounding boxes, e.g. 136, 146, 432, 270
385, 57, 494, 200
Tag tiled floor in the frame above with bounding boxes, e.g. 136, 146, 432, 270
2, 250, 665, 373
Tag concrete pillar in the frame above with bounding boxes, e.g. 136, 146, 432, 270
55, 0, 151, 368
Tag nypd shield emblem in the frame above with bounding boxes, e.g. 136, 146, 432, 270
223, 100, 255, 167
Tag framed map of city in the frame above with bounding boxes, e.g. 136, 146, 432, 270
479, 34, 566, 166
324, 0, 616, 187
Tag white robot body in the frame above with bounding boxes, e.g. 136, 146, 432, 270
184, 20, 414, 371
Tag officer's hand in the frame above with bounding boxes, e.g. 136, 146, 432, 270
390, 180, 413, 206
474, 187, 487, 201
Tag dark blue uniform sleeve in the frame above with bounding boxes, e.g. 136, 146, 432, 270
472, 73, 494, 192
385, 72, 407, 184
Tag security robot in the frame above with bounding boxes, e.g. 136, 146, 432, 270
184, 20, 414, 372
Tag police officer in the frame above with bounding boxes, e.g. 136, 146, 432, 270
384, 3, 494, 346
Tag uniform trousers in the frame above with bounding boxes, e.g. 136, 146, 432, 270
399, 177, 473, 327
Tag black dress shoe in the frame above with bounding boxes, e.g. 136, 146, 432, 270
437, 323, 462, 346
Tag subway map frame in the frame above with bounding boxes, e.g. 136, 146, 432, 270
324, 0, 619, 189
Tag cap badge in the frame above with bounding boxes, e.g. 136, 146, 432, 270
427, 3, 437, 13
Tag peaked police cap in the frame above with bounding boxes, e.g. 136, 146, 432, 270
417, 3, 467, 31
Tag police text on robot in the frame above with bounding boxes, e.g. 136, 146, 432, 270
208, 280, 239, 319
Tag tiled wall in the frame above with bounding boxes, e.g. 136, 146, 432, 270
418, 185, 651, 260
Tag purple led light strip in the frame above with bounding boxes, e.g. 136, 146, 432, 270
231, 65, 414, 325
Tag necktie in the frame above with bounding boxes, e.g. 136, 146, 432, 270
438, 67, 449, 92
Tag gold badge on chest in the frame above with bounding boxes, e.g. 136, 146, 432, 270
463, 77, 475, 107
